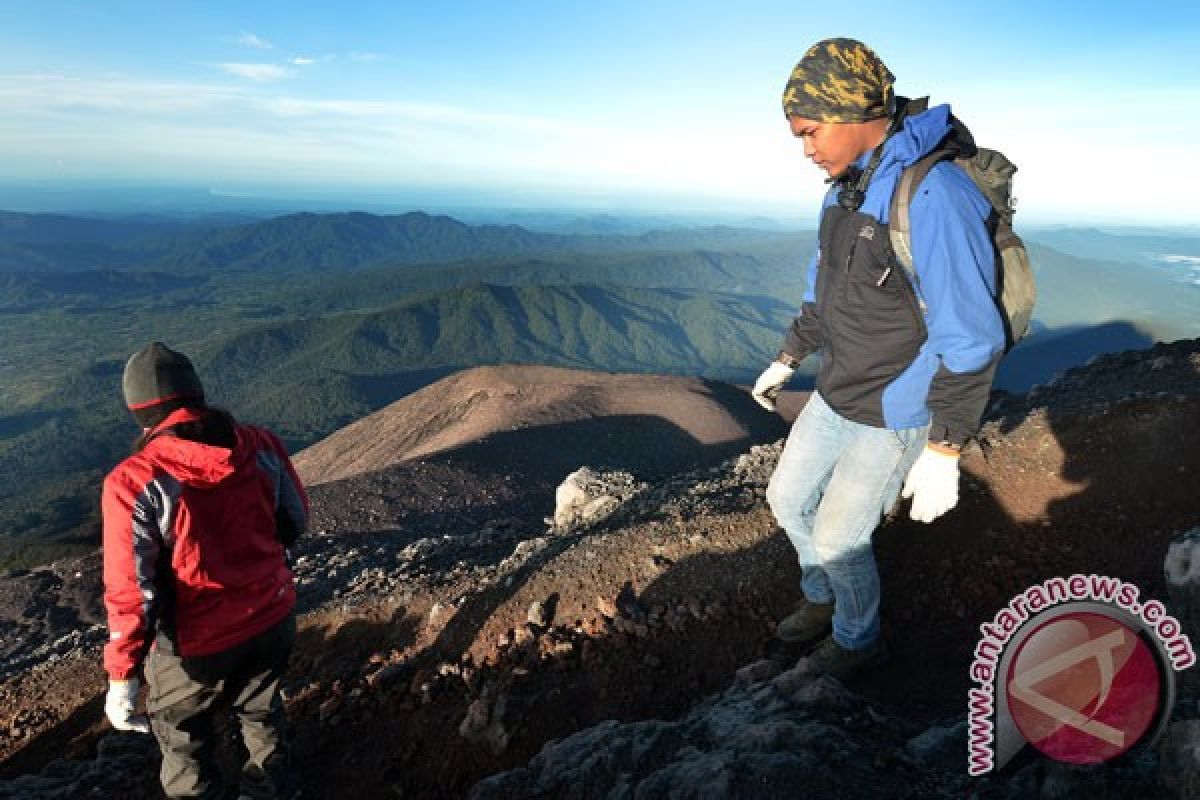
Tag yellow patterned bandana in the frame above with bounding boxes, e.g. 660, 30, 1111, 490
782, 38, 895, 122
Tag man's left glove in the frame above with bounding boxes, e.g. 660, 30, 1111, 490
105, 678, 151, 734
901, 446, 960, 523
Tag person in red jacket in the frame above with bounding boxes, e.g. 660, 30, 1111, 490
101, 342, 308, 800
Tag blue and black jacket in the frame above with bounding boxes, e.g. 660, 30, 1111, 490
781, 103, 1006, 446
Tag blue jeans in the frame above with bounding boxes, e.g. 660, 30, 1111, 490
766, 392, 928, 649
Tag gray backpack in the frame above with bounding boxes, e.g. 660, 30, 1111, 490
888, 144, 1036, 350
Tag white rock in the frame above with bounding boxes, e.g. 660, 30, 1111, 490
552, 466, 643, 530
1165, 527, 1200, 701
553, 468, 597, 527
1165, 528, 1200, 588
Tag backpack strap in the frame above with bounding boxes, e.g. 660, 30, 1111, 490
888, 149, 953, 315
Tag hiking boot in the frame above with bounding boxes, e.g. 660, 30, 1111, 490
774, 601, 834, 645
237, 792, 300, 800
804, 635, 887, 680
238, 755, 300, 800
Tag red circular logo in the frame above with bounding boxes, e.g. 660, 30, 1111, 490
1005, 611, 1161, 764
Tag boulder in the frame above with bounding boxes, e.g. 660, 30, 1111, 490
552, 467, 646, 531
1165, 527, 1200, 702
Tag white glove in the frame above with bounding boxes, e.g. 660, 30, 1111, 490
751, 361, 796, 412
901, 446, 960, 523
105, 678, 151, 734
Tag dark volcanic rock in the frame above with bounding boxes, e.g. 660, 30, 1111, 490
0, 733, 157, 799
469, 670, 957, 800
991, 338, 1200, 422
0, 555, 107, 682
0, 570, 59, 623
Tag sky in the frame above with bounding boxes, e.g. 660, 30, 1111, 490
1, 1, 1198, 224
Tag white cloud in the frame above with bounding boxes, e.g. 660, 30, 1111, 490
933, 80, 1200, 225
0, 73, 246, 114
3, 69, 1197, 221
219, 63, 293, 82
256, 96, 578, 135
236, 32, 272, 50
289, 57, 317, 66
0, 72, 864, 212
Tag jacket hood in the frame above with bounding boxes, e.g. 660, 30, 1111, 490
893, 96, 977, 162
141, 407, 252, 489
862, 100, 960, 175
843, 98, 975, 224
888, 103, 952, 167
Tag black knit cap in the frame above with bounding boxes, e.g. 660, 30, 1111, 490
122, 342, 204, 411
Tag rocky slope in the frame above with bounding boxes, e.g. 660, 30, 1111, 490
0, 342, 1198, 799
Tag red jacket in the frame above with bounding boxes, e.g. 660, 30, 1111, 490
102, 408, 308, 680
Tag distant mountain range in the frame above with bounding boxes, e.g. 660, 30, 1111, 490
0, 210, 807, 275
0, 210, 205, 246
1026, 227, 1200, 267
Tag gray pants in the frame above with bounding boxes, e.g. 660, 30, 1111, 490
145, 614, 297, 799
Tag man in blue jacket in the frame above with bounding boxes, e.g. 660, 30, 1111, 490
751, 38, 1005, 679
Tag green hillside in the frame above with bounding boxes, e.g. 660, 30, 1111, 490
202, 283, 792, 441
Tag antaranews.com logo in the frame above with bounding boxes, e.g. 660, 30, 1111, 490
968, 573, 1196, 775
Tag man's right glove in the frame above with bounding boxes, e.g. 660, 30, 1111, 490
751, 361, 796, 412
901, 446, 960, 523
105, 678, 151, 734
